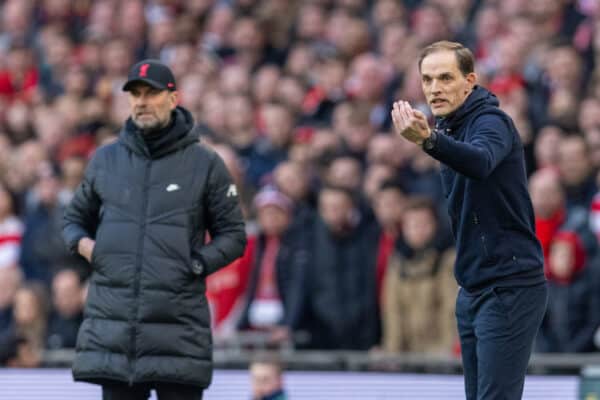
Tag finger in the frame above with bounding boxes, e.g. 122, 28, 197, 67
399, 101, 413, 124
412, 108, 427, 121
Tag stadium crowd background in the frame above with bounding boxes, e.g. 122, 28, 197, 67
1, 0, 600, 368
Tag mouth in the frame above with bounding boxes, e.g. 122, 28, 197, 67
430, 99, 447, 107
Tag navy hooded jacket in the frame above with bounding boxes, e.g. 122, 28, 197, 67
425, 86, 544, 292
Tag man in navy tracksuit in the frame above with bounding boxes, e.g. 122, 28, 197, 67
391, 41, 547, 399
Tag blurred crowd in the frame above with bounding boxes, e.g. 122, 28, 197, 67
1, 0, 600, 368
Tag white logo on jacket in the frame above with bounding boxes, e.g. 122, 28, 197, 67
166, 184, 180, 192
226, 184, 238, 197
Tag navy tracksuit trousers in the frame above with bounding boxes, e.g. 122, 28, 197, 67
456, 282, 548, 400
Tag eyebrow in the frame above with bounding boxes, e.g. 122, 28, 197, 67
422, 72, 455, 80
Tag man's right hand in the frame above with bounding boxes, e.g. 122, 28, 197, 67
391, 100, 431, 145
78, 237, 96, 263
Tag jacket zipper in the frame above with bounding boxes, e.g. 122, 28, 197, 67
472, 213, 489, 258
129, 160, 151, 385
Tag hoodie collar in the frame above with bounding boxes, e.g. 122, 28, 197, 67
120, 106, 199, 159
435, 85, 500, 133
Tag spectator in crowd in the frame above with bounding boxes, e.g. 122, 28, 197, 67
558, 135, 598, 209
307, 186, 379, 350
21, 162, 87, 284
0, 265, 22, 336
249, 354, 288, 400
372, 179, 407, 303
3, 283, 48, 367
46, 269, 83, 350
536, 220, 600, 353
534, 124, 565, 170
238, 188, 308, 346
0, 181, 23, 271
382, 197, 457, 354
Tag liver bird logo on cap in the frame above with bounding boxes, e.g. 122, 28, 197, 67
139, 63, 150, 77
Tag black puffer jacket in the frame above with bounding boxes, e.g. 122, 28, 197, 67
62, 107, 246, 387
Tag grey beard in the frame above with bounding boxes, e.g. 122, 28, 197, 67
133, 117, 171, 135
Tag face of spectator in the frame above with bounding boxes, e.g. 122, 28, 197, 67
327, 157, 362, 191
61, 156, 86, 191
495, 34, 526, 75
231, 18, 264, 52
250, 362, 283, 399
367, 135, 398, 166
103, 40, 131, 76
262, 104, 294, 148
285, 45, 315, 78
558, 137, 592, 186
319, 189, 355, 234
578, 98, 600, 132
257, 205, 290, 237
253, 66, 281, 104
149, 19, 175, 51
334, 17, 370, 58
380, 23, 408, 64
363, 164, 393, 201
528, 169, 564, 218
549, 240, 575, 279
225, 95, 254, 132
275, 77, 306, 113
179, 74, 205, 112
119, 0, 146, 39
545, 46, 581, 89
274, 162, 308, 202
413, 5, 449, 45
585, 128, 600, 169
64, 65, 90, 96
128, 83, 178, 131
297, 4, 325, 40
372, 0, 405, 26
220, 65, 251, 95
35, 164, 61, 206
52, 270, 83, 318
14, 288, 42, 327
402, 207, 436, 250
534, 126, 563, 168
347, 54, 387, 101
475, 6, 501, 42
315, 58, 346, 93
420, 50, 476, 117
373, 187, 405, 229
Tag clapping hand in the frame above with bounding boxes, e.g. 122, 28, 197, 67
391, 100, 431, 145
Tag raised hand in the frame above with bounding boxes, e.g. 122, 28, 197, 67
391, 100, 431, 145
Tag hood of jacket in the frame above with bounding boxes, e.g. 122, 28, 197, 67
435, 85, 499, 132
120, 106, 199, 159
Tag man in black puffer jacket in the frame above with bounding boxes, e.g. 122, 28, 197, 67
63, 60, 246, 400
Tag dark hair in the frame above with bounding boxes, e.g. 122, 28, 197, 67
418, 41, 474, 77
379, 178, 409, 195
319, 184, 356, 204
404, 196, 438, 221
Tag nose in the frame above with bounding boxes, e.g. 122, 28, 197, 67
134, 94, 148, 107
430, 79, 442, 95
